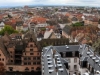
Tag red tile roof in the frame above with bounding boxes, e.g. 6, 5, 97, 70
31, 17, 47, 24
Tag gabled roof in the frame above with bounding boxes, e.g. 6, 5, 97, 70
44, 29, 53, 39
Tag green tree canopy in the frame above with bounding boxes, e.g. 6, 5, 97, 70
0, 25, 18, 35
72, 22, 84, 27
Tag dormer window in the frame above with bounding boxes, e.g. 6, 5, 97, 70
30, 44, 33, 47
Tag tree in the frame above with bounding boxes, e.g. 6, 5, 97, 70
72, 22, 84, 27
0, 25, 18, 35
0, 62, 5, 75
55, 8, 58, 11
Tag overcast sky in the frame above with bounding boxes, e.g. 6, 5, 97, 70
0, 0, 99, 7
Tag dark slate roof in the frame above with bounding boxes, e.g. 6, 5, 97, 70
54, 45, 80, 52
42, 46, 68, 75
37, 33, 44, 38
43, 44, 100, 71
63, 25, 72, 35
71, 17, 78, 21
15, 45, 24, 51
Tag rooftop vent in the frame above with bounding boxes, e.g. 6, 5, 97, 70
47, 55, 51, 57
99, 64, 100, 66
59, 68, 64, 72
55, 54, 59, 56
57, 58, 60, 59
45, 47, 48, 49
47, 58, 52, 59
57, 64, 62, 66
48, 61, 52, 64
96, 70, 100, 74
87, 51, 90, 55
57, 61, 61, 63
48, 65, 53, 67
92, 56, 96, 60
95, 60, 99, 63
89, 55, 93, 58
48, 69, 54, 74
65, 45, 69, 49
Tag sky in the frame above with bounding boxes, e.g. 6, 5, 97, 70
0, 0, 100, 7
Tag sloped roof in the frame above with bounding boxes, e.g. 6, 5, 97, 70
44, 29, 53, 39
31, 17, 47, 24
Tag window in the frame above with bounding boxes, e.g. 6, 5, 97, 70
11, 56, 12, 58
24, 62, 27, 65
33, 57, 36, 60
37, 53, 39, 55
28, 57, 31, 60
30, 44, 33, 47
24, 57, 27, 60
25, 67, 29, 71
28, 62, 31, 65
30, 53, 34, 55
74, 65, 77, 70
37, 57, 40, 60
9, 67, 13, 71
33, 62, 36, 65
11, 60, 13, 62
2, 58, 4, 61
74, 72, 76, 74
31, 67, 34, 69
30, 49, 33, 51
37, 62, 40, 65
36, 67, 41, 71
74, 58, 77, 63
10, 51, 12, 53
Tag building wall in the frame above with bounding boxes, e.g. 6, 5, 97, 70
21, 42, 41, 72
79, 68, 88, 75
0, 49, 7, 66
16, 26, 23, 31
50, 33, 57, 39
62, 31, 70, 38
64, 57, 80, 75
7, 47, 15, 65
6, 65, 40, 72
